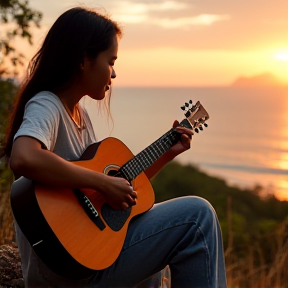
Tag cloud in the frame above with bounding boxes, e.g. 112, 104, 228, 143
112, 0, 230, 28
113, 0, 188, 14
154, 14, 231, 28
115, 14, 149, 24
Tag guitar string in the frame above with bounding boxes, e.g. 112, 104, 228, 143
121, 129, 176, 181
134, 130, 174, 170
125, 129, 174, 179
97, 108, 198, 181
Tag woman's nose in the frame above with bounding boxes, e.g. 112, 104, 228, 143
111, 68, 116, 79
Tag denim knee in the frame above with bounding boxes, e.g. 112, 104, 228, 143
176, 196, 217, 222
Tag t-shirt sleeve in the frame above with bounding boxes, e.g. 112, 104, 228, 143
14, 96, 60, 151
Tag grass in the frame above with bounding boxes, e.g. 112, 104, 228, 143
1, 186, 287, 287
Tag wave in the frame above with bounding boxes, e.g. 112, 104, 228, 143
201, 163, 288, 176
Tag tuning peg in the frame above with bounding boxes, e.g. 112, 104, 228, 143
194, 128, 199, 133
185, 111, 191, 118
199, 125, 203, 131
185, 102, 189, 107
189, 100, 193, 104
181, 106, 186, 111
204, 123, 208, 127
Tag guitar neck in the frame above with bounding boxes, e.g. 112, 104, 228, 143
118, 119, 191, 182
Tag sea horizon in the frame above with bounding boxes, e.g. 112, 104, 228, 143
84, 85, 288, 201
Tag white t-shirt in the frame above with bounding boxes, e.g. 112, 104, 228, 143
13, 91, 97, 286
14, 91, 96, 160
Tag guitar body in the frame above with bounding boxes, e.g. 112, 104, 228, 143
11, 137, 155, 279
11, 100, 209, 280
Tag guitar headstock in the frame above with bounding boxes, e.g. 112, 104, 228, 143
180, 100, 209, 133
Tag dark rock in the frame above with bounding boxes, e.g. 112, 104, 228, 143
0, 243, 171, 288
0, 243, 24, 288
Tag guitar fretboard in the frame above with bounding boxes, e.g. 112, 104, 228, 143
119, 128, 179, 182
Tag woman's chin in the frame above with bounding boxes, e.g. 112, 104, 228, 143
88, 90, 107, 100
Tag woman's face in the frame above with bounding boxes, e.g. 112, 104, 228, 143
80, 34, 119, 100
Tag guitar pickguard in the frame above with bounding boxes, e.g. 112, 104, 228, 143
101, 204, 132, 231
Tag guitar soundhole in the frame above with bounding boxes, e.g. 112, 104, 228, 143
104, 165, 123, 178
107, 169, 118, 176
106, 167, 132, 185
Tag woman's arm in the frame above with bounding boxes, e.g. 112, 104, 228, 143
144, 120, 193, 179
10, 136, 137, 210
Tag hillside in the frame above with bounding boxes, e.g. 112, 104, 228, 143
0, 161, 287, 287
231, 72, 285, 87
151, 161, 288, 287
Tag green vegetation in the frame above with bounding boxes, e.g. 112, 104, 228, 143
152, 161, 288, 246
0, 77, 17, 190
0, 0, 42, 76
151, 161, 288, 287
1, 158, 287, 287
0, 78, 17, 246
0, 0, 42, 242
0, 78, 17, 147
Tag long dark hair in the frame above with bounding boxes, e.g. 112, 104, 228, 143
2, 7, 122, 157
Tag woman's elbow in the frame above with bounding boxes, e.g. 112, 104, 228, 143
9, 152, 29, 176
9, 137, 41, 176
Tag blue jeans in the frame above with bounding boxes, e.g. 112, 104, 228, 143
90, 196, 227, 288
17, 196, 227, 287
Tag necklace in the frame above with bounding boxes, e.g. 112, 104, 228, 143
62, 102, 85, 131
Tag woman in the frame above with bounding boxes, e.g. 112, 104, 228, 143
3, 6, 227, 288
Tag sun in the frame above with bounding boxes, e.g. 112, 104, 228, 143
273, 50, 288, 61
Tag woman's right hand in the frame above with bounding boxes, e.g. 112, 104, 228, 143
99, 175, 137, 210
10, 137, 137, 211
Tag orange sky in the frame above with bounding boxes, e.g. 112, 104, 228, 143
8, 0, 288, 86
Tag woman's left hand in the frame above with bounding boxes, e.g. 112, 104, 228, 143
144, 120, 194, 179
169, 120, 194, 157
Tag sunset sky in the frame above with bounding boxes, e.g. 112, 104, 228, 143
11, 0, 288, 86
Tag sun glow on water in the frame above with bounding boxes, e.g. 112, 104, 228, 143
275, 180, 288, 201
273, 50, 288, 62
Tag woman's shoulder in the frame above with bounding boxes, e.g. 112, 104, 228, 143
28, 91, 61, 105
26, 91, 63, 114
23, 91, 64, 122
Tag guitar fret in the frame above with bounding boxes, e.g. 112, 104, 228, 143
153, 141, 163, 156
157, 141, 166, 153
147, 146, 158, 161
141, 150, 154, 165
159, 139, 168, 150
159, 138, 169, 151
137, 150, 154, 170
120, 167, 130, 180
126, 159, 141, 179
120, 129, 177, 181
135, 154, 149, 169
130, 158, 142, 174
154, 134, 170, 154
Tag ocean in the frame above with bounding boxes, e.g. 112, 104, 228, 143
83, 86, 288, 201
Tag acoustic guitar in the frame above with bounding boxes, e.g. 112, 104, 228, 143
10, 100, 209, 279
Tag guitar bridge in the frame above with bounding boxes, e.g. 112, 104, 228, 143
73, 189, 106, 231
